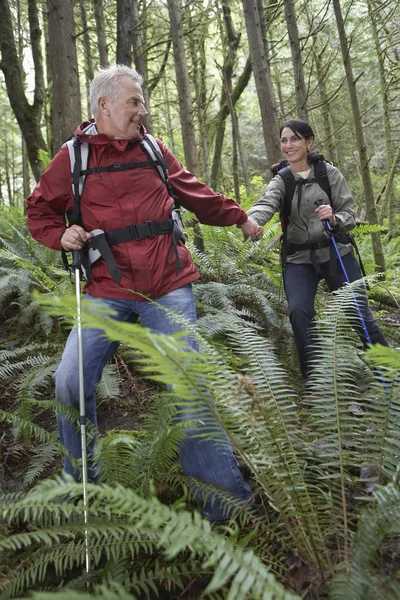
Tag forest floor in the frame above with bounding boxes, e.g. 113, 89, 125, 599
0, 300, 399, 599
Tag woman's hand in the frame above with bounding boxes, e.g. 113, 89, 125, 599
315, 204, 336, 226
241, 218, 264, 242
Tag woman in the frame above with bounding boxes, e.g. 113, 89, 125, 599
248, 119, 387, 379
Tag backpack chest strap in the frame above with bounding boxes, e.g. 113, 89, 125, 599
104, 219, 174, 245
81, 159, 157, 176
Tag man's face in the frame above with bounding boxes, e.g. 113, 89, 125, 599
101, 76, 148, 140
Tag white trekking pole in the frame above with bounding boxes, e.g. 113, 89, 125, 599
71, 249, 90, 574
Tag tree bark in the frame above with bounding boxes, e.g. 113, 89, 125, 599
116, 0, 133, 66
333, 0, 385, 273
163, 72, 176, 155
188, 15, 209, 184
0, 0, 47, 181
78, 0, 95, 117
312, 34, 339, 166
283, 0, 308, 121
47, 0, 81, 151
367, 0, 396, 234
242, 0, 280, 165
131, 0, 153, 133
92, 0, 109, 68
210, 57, 252, 189
166, 0, 199, 175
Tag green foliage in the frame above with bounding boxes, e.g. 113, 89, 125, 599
0, 479, 295, 600
0, 208, 400, 598
38, 149, 51, 170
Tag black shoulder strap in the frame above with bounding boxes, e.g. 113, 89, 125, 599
313, 160, 332, 204
278, 166, 297, 226
279, 160, 332, 226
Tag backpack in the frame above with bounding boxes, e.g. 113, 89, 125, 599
271, 158, 332, 232
62, 127, 186, 284
271, 159, 365, 276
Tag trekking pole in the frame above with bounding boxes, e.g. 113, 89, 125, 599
71, 249, 91, 574
314, 201, 395, 413
315, 200, 373, 344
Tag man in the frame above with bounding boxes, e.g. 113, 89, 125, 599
27, 65, 263, 522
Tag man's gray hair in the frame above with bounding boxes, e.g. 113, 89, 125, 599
90, 65, 143, 119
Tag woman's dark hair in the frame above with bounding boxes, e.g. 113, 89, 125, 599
280, 119, 325, 164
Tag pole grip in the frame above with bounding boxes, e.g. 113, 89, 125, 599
314, 199, 332, 232
71, 249, 81, 269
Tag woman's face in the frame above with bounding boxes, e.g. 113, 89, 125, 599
280, 127, 312, 166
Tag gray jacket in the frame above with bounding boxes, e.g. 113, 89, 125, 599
247, 162, 356, 265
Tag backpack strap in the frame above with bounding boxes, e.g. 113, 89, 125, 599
64, 138, 89, 226
63, 132, 186, 283
139, 134, 181, 210
313, 160, 332, 204
277, 160, 333, 267
278, 166, 297, 226
277, 166, 297, 265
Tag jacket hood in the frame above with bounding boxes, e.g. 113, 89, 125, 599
74, 119, 147, 144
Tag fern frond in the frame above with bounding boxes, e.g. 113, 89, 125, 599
0, 479, 296, 600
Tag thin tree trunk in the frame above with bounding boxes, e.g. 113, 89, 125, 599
42, 5, 52, 153
131, 0, 153, 133
379, 144, 400, 237
242, 0, 280, 164
283, 0, 308, 120
188, 17, 209, 183
367, 0, 395, 232
22, 138, 30, 204
210, 58, 252, 189
223, 70, 249, 198
332, 0, 385, 273
312, 36, 339, 166
166, 0, 199, 175
231, 115, 240, 203
92, 0, 109, 68
163, 73, 176, 155
78, 0, 94, 117
47, 0, 81, 150
0, 0, 47, 180
4, 120, 12, 203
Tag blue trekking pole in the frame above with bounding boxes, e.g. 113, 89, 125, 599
314, 200, 395, 417
314, 199, 372, 344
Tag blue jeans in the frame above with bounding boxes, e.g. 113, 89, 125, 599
53, 284, 251, 521
284, 252, 388, 378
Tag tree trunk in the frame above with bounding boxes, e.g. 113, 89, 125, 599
22, 138, 31, 205
42, 5, 53, 153
78, 0, 94, 117
312, 34, 339, 166
379, 144, 400, 237
0, 0, 47, 181
188, 15, 209, 184
131, 0, 153, 133
242, 0, 280, 165
47, 0, 81, 151
332, 0, 385, 273
163, 72, 176, 154
166, 0, 199, 175
283, 0, 308, 120
367, 0, 396, 233
92, 0, 109, 68
210, 57, 252, 189
116, 0, 132, 66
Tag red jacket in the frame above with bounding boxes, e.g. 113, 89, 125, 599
26, 121, 248, 301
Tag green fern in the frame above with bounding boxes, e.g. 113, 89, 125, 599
0, 479, 296, 600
